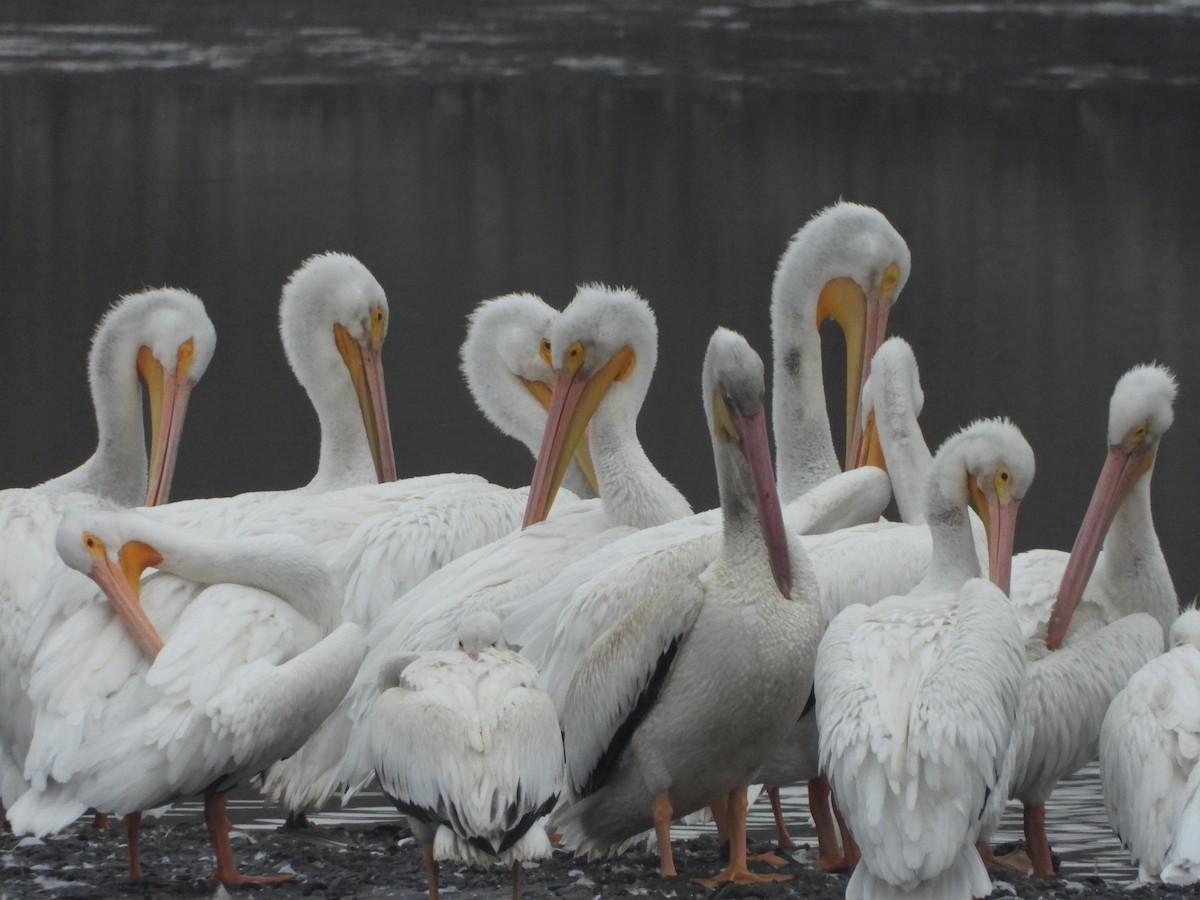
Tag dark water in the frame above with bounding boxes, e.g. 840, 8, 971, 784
4, 4, 1200, 599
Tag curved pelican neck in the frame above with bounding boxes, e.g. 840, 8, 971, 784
150, 528, 340, 636
922, 481, 982, 594
589, 409, 690, 530
771, 277, 839, 505
42, 334, 147, 506
874, 381, 932, 525
308, 397, 381, 491
1093, 469, 1177, 634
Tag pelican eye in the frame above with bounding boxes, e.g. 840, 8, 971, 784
539, 339, 552, 366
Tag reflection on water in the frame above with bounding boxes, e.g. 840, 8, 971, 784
163, 761, 1134, 883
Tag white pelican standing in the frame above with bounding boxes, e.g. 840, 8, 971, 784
1099, 607, 1200, 884
756, 335, 941, 863
816, 418, 1033, 900
335, 284, 693, 799
552, 328, 821, 885
9, 506, 364, 885
0, 288, 215, 814
369, 611, 562, 900
979, 363, 1179, 876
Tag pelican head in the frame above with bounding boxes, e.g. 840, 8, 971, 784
456, 610, 507, 660
459, 293, 598, 494
931, 417, 1035, 595
1047, 364, 1178, 649
704, 328, 792, 598
522, 285, 657, 526
91, 288, 216, 507
279, 253, 396, 484
772, 202, 911, 476
56, 506, 166, 663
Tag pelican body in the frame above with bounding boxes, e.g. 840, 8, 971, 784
0, 288, 215, 813
370, 611, 562, 900
10, 508, 365, 885
553, 329, 820, 885
816, 419, 1033, 900
1100, 609, 1200, 884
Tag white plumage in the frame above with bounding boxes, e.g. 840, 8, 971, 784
979, 364, 1180, 876
334, 285, 693, 799
816, 419, 1033, 900
9, 506, 364, 885
1100, 608, 1200, 884
0, 288, 215, 814
552, 328, 821, 885
370, 610, 562, 900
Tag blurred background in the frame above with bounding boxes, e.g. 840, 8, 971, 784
1, 1, 1198, 597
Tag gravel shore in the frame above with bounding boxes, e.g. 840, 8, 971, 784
5, 817, 1200, 900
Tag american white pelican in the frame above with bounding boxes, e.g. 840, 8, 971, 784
140, 252, 401, 538
552, 328, 820, 885
255, 290, 599, 822
1099, 608, 1200, 884
756, 335, 938, 864
815, 418, 1033, 900
369, 611, 561, 900
334, 284, 693, 800
0, 288, 215, 814
9, 506, 365, 884
772, 201, 908, 508
979, 363, 1179, 876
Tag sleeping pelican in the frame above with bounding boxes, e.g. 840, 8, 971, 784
552, 328, 820, 885
816, 418, 1032, 900
9, 507, 364, 884
370, 611, 561, 900
979, 364, 1179, 876
0, 288, 215, 815
1100, 607, 1200, 884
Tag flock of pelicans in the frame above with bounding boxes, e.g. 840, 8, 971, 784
0, 201, 1196, 900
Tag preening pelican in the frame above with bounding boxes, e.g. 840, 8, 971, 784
552, 328, 820, 885
756, 335, 938, 864
772, 201, 908, 511
816, 418, 1032, 900
370, 611, 562, 900
0, 288, 215, 813
335, 284, 693, 801
1099, 608, 1200, 884
142, 252, 401, 538
9, 507, 365, 884
257, 291, 596, 820
980, 364, 1179, 876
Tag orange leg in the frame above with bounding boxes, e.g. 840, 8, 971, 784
653, 792, 676, 877
832, 793, 860, 870
204, 792, 293, 886
768, 786, 796, 848
124, 811, 143, 879
92, 811, 109, 830
1024, 803, 1055, 877
511, 859, 522, 900
809, 775, 846, 870
694, 784, 792, 887
422, 841, 440, 900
